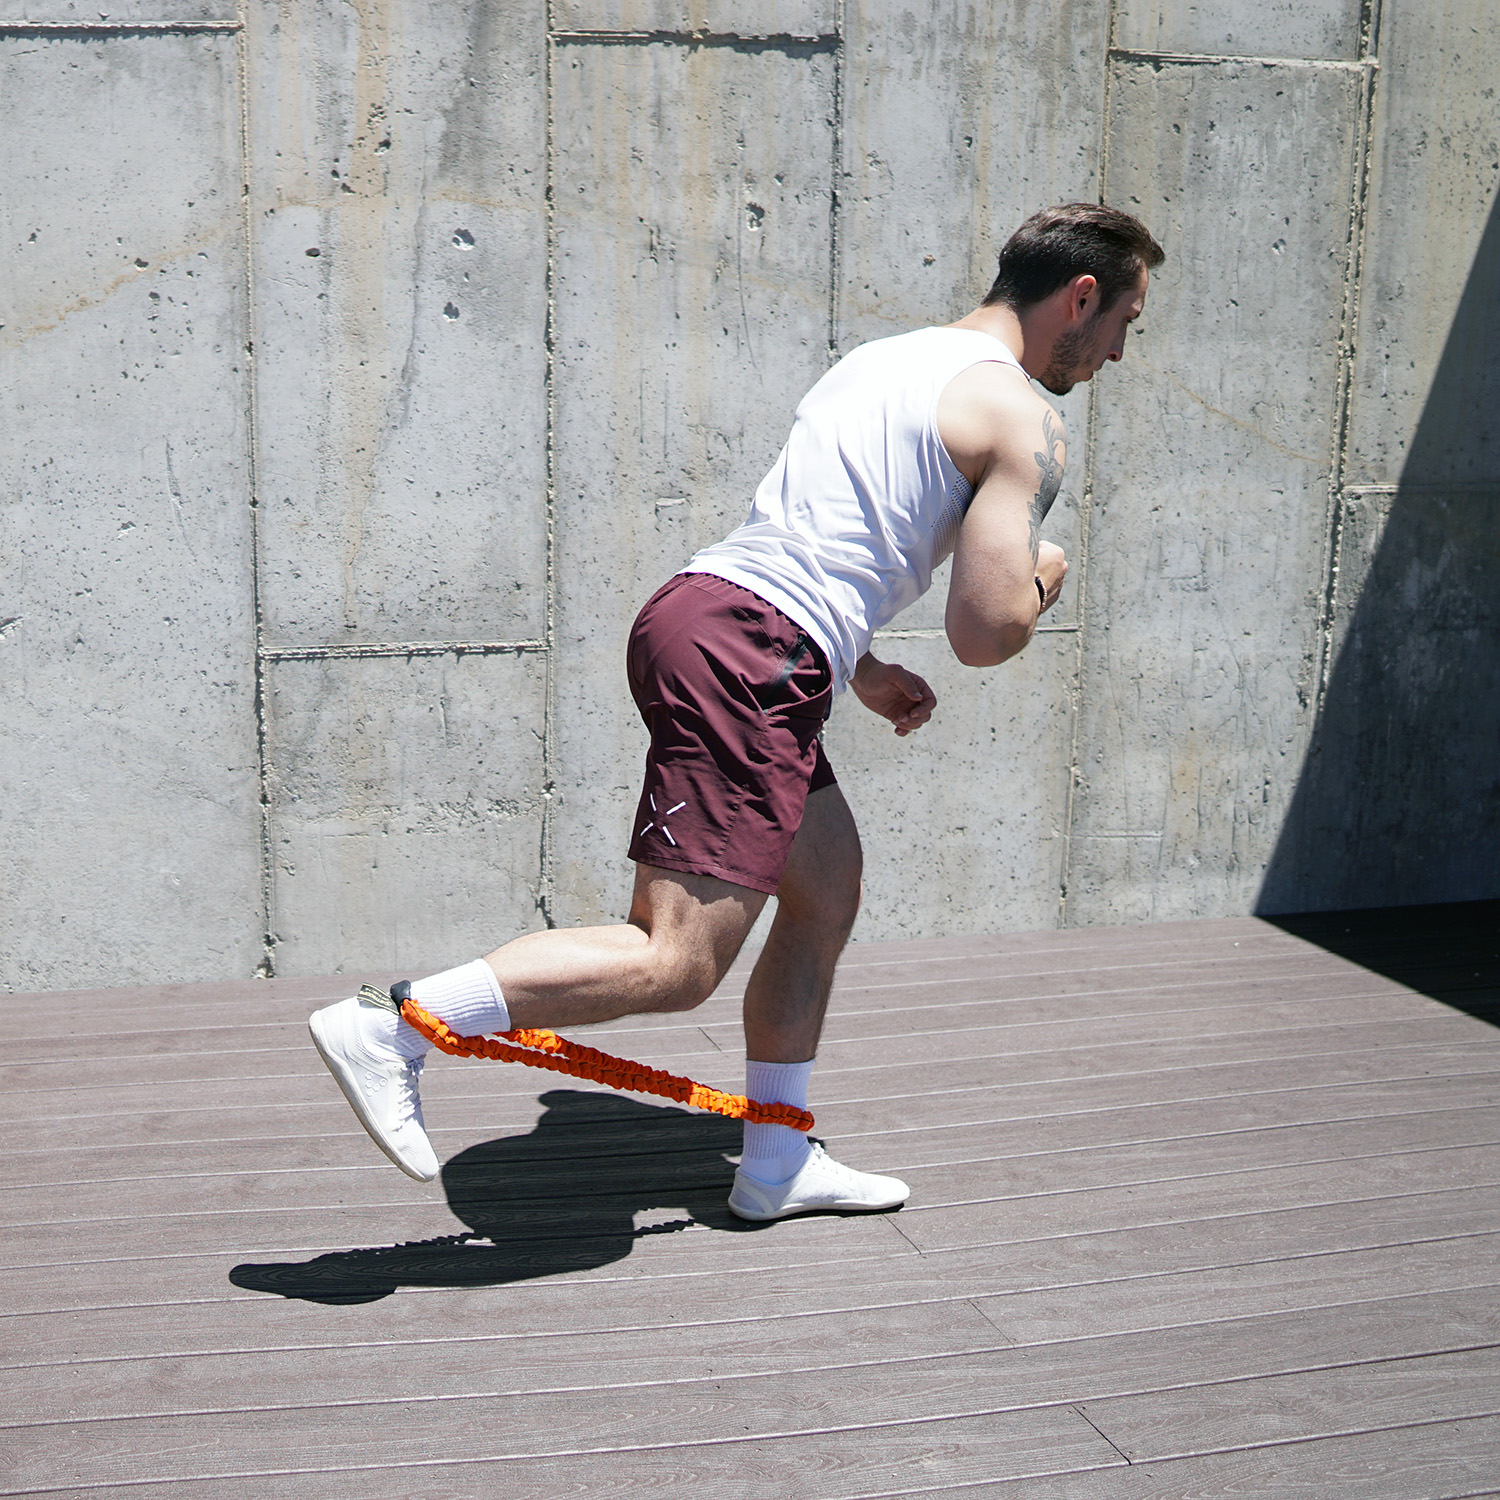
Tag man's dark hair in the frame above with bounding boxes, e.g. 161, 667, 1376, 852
984, 203, 1165, 314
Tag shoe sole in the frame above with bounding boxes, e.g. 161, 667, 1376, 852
728, 1190, 908, 1222
309, 1012, 437, 1183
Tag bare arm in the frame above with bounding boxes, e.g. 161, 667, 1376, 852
939, 366, 1069, 668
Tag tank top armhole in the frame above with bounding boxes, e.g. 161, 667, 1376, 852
928, 338, 1028, 496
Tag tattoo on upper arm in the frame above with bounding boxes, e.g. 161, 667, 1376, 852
1029, 410, 1065, 565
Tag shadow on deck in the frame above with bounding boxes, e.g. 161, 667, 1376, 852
231, 1091, 753, 1303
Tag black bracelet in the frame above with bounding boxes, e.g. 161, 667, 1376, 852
1035, 576, 1047, 610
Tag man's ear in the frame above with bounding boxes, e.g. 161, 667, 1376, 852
1068, 273, 1099, 322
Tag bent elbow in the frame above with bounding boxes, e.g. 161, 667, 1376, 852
946, 618, 1032, 669
948, 634, 1001, 668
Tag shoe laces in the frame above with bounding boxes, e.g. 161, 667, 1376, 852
393, 1053, 425, 1124
807, 1142, 859, 1182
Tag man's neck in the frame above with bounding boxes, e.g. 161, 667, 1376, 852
947, 303, 1032, 376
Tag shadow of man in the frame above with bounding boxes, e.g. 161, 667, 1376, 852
230, 1090, 751, 1305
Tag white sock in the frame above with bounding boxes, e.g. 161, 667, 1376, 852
367, 959, 511, 1061
740, 1059, 814, 1184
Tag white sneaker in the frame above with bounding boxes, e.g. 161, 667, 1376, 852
309, 990, 439, 1182
728, 1142, 909, 1222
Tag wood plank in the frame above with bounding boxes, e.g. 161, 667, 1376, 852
10, 1071, 1494, 1176
851, 1415, 1500, 1500
4, 1233, 1494, 1397
1080, 1347, 1500, 1462
12, 1039, 1488, 1173
6, 1144, 1495, 1288
8, 1104, 1496, 1236
13, 1093, 1495, 1218
0, 1416, 1121, 1499
5, 972, 1446, 1075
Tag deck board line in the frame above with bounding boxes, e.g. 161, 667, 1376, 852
12, 1136, 1494, 1225
8, 980, 1459, 1064
3, 1343, 1494, 1439
11, 1087, 1494, 1164
14, 1058, 1494, 1132
15, 944, 1451, 1030
11, 1157, 1498, 1235
838, 1417, 1500, 1499
6, 1277, 1497, 1375
8, 1027, 1485, 1107
5, 1236, 1496, 1356
2, 1401, 1494, 1498
10, 974, 1455, 1067
11, 1113, 1495, 1194
16, 987, 1480, 1070
6, 1217, 1496, 1302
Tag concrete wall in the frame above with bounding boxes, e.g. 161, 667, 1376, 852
2, 0, 1496, 989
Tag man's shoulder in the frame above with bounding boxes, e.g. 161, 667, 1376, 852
943, 354, 1050, 417
937, 361, 1064, 480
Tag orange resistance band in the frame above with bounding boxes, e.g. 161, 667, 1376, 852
398, 998, 815, 1131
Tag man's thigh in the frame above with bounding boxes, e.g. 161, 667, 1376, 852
773, 783, 863, 930
627, 861, 770, 1005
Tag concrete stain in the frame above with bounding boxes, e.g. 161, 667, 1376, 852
1, 228, 229, 351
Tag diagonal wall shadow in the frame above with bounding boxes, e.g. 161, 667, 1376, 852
231, 1090, 753, 1305
1261, 898, 1500, 1026
1258, 188, 1500, 918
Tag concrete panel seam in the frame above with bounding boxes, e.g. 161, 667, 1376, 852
540, 10, 560, 929
0, 21, 242, 34
550, 32, 838, 51
1315, 45, 1382, 721
874, 626, 1079, 640
1346, 482, 1500, 497
827, 0, 844, 359
235, 0, 272, 980
1061, 0, 1120, 929
260, 641, 547, 661
1108, 48, 1375, 73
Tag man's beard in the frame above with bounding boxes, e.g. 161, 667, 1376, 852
1038, 318, 1099, 396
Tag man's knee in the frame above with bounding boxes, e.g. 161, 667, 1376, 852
626, 864, 763, 1013
775, 783, 863, 938
778, 852, 862, 940
639, 941, 725, 1013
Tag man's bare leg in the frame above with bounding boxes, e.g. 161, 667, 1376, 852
743, 783, 863, 1063
311, 865, 766, 1181
488, 865, 767, 1030
729, 784, 908, 1219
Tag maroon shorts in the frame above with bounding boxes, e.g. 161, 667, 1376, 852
625, 572, 836, 894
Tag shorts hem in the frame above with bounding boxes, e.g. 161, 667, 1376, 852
630, 849, 781, 896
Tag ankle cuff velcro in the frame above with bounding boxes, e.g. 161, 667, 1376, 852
357, 983, 403, 1016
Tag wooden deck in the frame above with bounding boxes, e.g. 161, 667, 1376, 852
3, 904, 1498, 1498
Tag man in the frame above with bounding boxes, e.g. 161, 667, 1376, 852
310, 203, 1162, 1220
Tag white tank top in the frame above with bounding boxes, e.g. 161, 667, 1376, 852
685, 326, 1024, 691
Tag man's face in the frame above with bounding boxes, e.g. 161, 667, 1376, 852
1038, 270, 1149, 396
